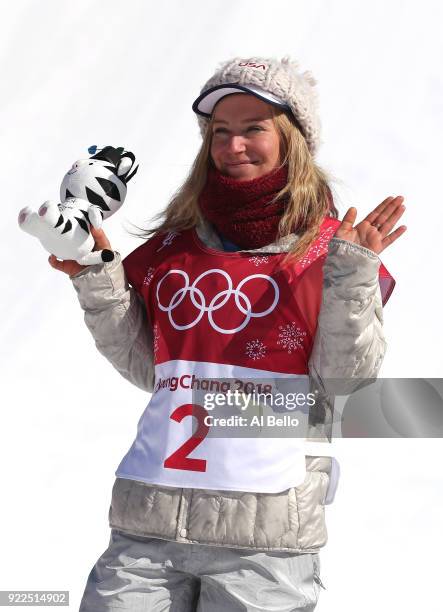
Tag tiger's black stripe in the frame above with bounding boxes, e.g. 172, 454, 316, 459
61, 219, 72, 234
74, 216, 89, 234
80, 209, 91, 224
95, 177, 122, 202
85, 187, 111, 211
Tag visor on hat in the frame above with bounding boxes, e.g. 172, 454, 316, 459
192, 83, 291, 117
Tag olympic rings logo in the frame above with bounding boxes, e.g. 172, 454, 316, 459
156, 268, 279, 334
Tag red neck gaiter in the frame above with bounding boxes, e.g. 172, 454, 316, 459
198, 164, 289, 249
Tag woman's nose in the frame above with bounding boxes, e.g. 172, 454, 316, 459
227, 135, 246, 153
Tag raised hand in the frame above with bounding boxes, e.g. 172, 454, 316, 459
334, 196, 407, 255
48, 227, 113, 278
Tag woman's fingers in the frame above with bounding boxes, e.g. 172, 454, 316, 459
381, 224, 407, 249
48, 254, 67, 272
91, 227, 112, 251
377, 202, 406, 237
362, 196, 405, 237
48, 254, 57, 269
48, 254, 84, 276
364, 196, 398, 225
339, 207, 357, 230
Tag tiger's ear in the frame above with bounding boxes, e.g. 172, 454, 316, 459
116, 151, 138, 182
116, 156, 133, 177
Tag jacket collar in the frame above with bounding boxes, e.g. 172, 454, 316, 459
195, 217, 301, 254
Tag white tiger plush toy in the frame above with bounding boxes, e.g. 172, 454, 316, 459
18, 145, 138, 265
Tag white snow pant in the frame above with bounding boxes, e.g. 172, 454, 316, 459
79, 529, 324, 611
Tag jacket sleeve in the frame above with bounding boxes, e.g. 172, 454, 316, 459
307, 237, 387, 397
70, 252, 155, 393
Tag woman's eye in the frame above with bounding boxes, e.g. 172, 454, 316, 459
212, 126, 263, 137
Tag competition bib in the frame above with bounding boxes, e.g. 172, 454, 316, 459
116, 360, 310, 493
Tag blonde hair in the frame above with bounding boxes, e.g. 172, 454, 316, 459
134, 106, 338, 263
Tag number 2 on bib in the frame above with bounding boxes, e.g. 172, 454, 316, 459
163, 404, 209, 472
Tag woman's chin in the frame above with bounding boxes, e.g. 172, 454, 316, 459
223, 164, 261, 181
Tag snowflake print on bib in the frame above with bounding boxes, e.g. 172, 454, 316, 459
142, 266, 155, 287
296, 225, 336, 271
248, 255, 270, 267
245, 339, 267, 361
277, 322, 307, 354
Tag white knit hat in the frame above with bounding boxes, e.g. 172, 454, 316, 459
192, 56, 321, 155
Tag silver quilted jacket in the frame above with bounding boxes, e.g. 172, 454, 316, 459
71, 218, 386, 553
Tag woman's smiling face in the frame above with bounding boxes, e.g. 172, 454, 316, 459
210, 94, 282, 181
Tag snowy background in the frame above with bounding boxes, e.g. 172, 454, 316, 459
1, 0, 442, 609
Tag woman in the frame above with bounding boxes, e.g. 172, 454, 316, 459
50, 56, 406, 611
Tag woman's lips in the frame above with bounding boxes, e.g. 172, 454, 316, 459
226, 161, 257, 166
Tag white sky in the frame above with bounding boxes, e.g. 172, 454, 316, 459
1, 1, 442, 610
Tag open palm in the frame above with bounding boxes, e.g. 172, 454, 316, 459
335, 195, 407, 254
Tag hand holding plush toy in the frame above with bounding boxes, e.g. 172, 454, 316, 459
18, 145, 138, 265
